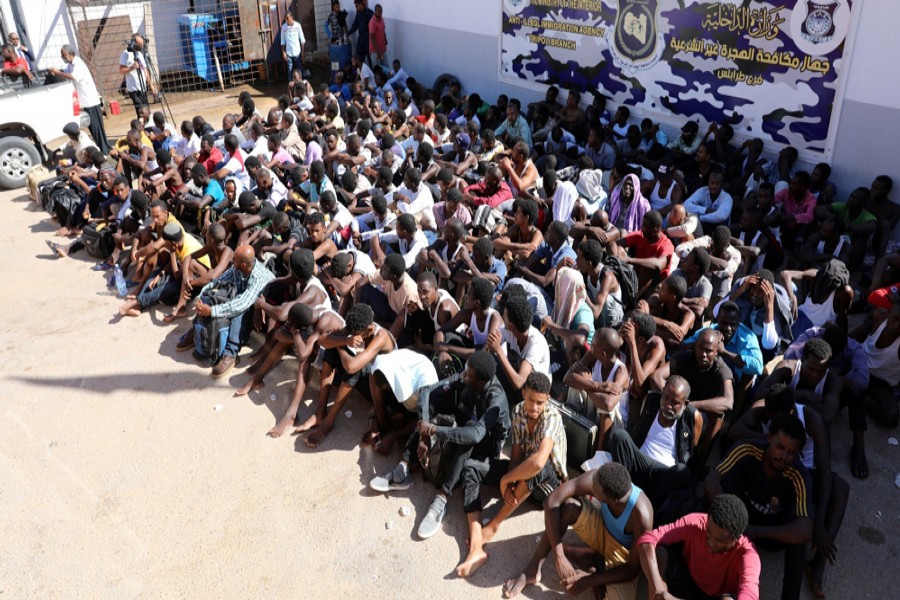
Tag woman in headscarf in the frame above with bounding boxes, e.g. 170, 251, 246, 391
608, 172, 650, 234
543, 266, 595, 368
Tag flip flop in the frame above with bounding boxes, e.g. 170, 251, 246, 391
92, 262, 113, 271
45, 240, 61, 257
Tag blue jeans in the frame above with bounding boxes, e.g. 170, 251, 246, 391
285, 54, 302, 78
137, 270, 180, 310
224, 309, 254, 357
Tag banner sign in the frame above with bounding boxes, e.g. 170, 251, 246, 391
501, 0, 855, 157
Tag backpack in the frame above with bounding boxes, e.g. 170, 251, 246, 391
601, 255, 639, 312
82, 222, 115, 259
420, 413, 456, 484
192, 281, 239, 365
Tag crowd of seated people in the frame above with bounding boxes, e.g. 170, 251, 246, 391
36, 46, 900, 600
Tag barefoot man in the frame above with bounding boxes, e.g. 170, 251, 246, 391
294, 303, 395, 447
503, 462, 652, 599
242, 303, 345, 438
456, 372, 566, 577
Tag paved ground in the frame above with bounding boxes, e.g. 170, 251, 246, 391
1, 88, 899, 598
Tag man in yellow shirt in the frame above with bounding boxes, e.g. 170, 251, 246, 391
118, 221, 208, 317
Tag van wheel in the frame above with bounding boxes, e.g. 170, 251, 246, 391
0, 137, 42, 189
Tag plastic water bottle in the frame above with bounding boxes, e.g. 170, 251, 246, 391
114, 264, 127, 297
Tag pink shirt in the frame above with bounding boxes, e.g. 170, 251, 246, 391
432, 201, 472, 228
368, 15, 387, 54
637, 512, 760, 600
775, 188, 816, 224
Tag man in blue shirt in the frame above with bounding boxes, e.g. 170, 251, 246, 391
281, 12, 306, 80
494, 101, 533, 148
348, 0, 374, 63
683, 169, 733, 227
516, 220, 577, 293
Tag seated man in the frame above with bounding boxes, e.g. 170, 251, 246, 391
318, 247, 377, 315
754, 337, 843, 423
453, 236, 508, 299
675, 225, 742, 308
369, 351, 510, 541
781, 259, 853, 339
730, 206, 770, 277
417, 218, 466, 288
682, 169, 733, 228
175, 244, 275, 378
221, 191, 279, 248
683, 301, 764, 415
794, 217, 851, 271
608, 375, 702, 506
668, 247, 713, 324
117, 222, 209, 318
563, 328, 630, 447
502, 463, 653, 599
174, 163, 226, 230
295, 303, 395, 447
254, 304, 345, 438
369, 213, 429, 270
297, 211, 338, 265
253, 247, 330, 337
775, 171, 817, 250
722, 270, 793, 363
575, 239, 624, 328
705, 414, 813, 600
730, 384, 849, 598
487, 297, 552, 402
637, 493, 760, 600
652, 329, 734, 453
492, 198, 543, 261
855, 301, 900, 440
457, 372, 566, 577
619, 312, 667, 398
366, 348, 440, 455
615, 210, 674, 298
514, 220, 576, 293
433, 277, 501, 370
354, 252, 420, 338
638, 274, 695, 350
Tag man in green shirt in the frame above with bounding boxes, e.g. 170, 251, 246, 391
816, 186, 876, 270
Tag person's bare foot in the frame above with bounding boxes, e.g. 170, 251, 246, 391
118, 300, 139, 316
234, 378, 264, 397
292, 414, 320, 434
55, 226, 71, 237
268, 412, 297, 438
305, 421, 333, 448
123, 308, 141, 317
805, 561, 827, 599
502, 571, 540, 598
456, 549, 488, 577
163, 306, 187, 323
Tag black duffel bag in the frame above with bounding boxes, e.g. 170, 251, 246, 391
82, 222, 115, 259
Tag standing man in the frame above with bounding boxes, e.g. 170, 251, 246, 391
49, 45, 110, 155
280, 12, 305, 80
7, 32, 34, 70
119, 33, 154, 117
348, 0, 374, 63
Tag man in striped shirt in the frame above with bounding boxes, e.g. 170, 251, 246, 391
704, 414, 812, 600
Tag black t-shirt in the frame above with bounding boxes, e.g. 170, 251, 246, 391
669, 349, 733, 401
716, 442, 812, 526
255, 202, 277, 225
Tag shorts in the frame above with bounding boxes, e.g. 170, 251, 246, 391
323, 346, 368, 388
571, 498, 638, 600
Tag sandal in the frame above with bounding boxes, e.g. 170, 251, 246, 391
92, 262, 113, 271
361, 430, 381, 447
850, 445, 869, 479
46, 240, 61, 257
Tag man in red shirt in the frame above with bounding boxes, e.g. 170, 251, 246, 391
463, 165, 513, 210
616, 210, 674, 297
1, 43, 33, 83
638, 494, 760, 600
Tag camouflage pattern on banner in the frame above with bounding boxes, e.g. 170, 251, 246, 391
501, 0, 854, 157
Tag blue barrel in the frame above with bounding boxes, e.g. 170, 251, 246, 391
329, 43, 352, 77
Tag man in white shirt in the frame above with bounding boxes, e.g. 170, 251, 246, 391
50, 45, 110, 154
682, 169, 733, 227
372, 213, 428, 270
606, 375, 702, 506
280, 12, 305, 80
118, 34, 154, 117
486, 297, 551, 400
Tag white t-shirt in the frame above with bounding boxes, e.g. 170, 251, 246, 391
119, 49, 148, 93
221, 149, 251, 189
501, 326, 551, 378
329, 203, 353, 229
66, 56, 101, 108
173, 133, 200, 159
